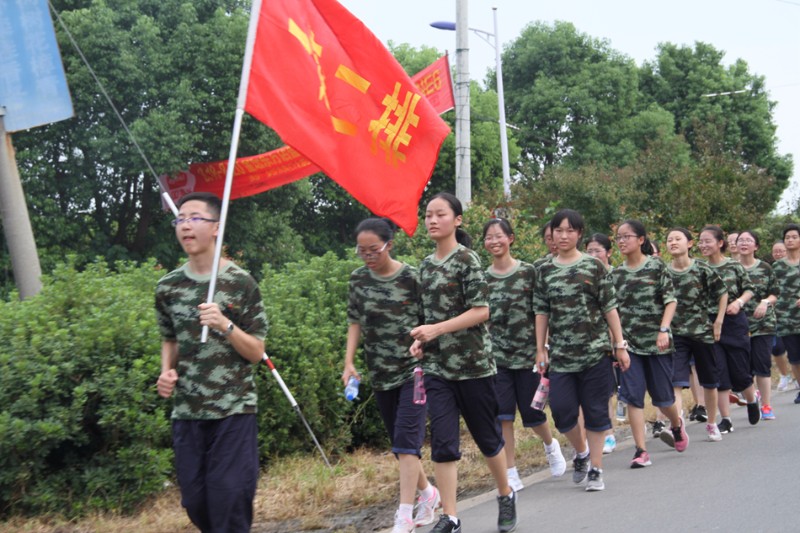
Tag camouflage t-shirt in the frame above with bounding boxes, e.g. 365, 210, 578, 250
155, 262, 269, 420
742, 260, 778, 336
419, 244, 495, 381
706, 258, 755, 311
611, 256, 676, 355
666, 260, 727, 343
772, 258, 800, 336
347, 263, 421, 391
486, 261, 536, 370
533, 253, 617, 373
532, 254, 553, 272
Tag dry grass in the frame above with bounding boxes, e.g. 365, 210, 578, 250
0, 391, 708, 533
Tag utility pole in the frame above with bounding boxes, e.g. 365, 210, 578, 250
454, 0, 471, 205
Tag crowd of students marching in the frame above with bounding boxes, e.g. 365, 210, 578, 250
341, 195, 800, 533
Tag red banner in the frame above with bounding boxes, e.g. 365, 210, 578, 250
243, 0, 450, 235
412, 54, 455, 115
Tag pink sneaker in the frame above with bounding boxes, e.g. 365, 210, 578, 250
413, 486, 441, 526
673, 418, 689, 452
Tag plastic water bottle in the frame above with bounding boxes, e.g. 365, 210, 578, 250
616, 395, 627, 421
531, 374, 550, 410
344, 376, 360, 401
413, 367, 426, 405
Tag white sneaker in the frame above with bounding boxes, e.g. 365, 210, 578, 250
706, 423, 722, 442
413, 486, 441, 527
777, 375, 791, 391
546, 439, 567, 477
507, 469, 524, 492
392, 511, 415, 533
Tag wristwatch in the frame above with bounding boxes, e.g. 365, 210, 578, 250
614, 340, 628, 350
658, 326, 670, 333
222, 321, 234, 337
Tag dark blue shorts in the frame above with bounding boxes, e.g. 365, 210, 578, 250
750, 336, 773, 378
496, 366, 548, 428
172, 414, 259, 533
772, 335, 786, 356
426, 375, 504, 463
782, 334, 800, 365
673, 336, 719, 389
715, 341, 753, 392
549, 356, 613, 434
374, 379, 427, 456
619, 352, 676, 408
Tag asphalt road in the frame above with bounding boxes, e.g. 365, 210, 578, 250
416, 387, 800, 533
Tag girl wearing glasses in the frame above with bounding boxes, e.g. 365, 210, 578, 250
409, 192, 517, 533
736, 230, 778, 420
533, 209, 629, 492
611, 221, 687, 469
482, 217, 567, 494
342, 218, 440, 533
697, 225, 760, 433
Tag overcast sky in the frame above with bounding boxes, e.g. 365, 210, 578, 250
340, 0, 800, 211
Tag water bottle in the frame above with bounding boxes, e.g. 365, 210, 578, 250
413, 366, 426, 405
531, 374, 550, 410
615, 394, 627, 421
344, 376, 360, 401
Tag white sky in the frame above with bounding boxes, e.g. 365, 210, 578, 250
340, 0, 800, 212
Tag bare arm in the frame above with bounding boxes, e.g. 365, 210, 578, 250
157, 339, 179, 398
535, 314, 550, 370
342, 323, 362, 385
605, 308, 630, 371
657, 301, 677, 351
713, 293, 729, 341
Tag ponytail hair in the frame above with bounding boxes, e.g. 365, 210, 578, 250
700, 225, 727, 252
430, 192, 473, 248
620, 219, 653, 256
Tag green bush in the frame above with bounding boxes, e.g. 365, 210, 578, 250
0, 259, 172, 516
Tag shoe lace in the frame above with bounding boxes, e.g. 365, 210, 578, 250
498, 494, 515, 522
587, 468, 600, 481
672, 425, 683, 441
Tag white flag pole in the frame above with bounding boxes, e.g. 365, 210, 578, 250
201, 0, 263, 342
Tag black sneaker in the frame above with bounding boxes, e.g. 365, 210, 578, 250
497, 490, 517, 532
747, 401, 761, 425
695, 405, 708, 422
572, 453, 589, 484
651, 420, 666, 438
430, 514, 461, 533
688, 405, 698, 421
795, 391, 800, 404
585, 467, 605, 491
718, 418, 734, 434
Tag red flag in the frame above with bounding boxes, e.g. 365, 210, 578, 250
244, 0, 451, 235
412, 55, 455, 115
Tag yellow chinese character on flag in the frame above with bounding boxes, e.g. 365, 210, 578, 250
369, 82, 421, 165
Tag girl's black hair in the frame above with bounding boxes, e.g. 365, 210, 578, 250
429, 192, 473, 248
550, 209, 585, 236
540, 220, 552, 239
668, 227, 694, 242
620, 219, 653, 256
482, 217, 514, 242
783, 223, 800, 240
737, 229, 760, 248
355, 217, 396, 243
586, 233, 611, 252
700, 225, 727, 253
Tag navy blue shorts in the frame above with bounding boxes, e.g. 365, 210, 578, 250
782, 334, 800, 365
673, 336, 719, 389
715, 342, 754, 392
772, 335, 786, 356
374, 379, 427, 456
750, 336, 773, 378
619, 352, 676, 409
549, 356, 613, 434
426, 375, 504, 463
496, 366, 548, 428
173, 414, 259, 533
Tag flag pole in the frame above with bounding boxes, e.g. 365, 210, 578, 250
202, 0, 263, 342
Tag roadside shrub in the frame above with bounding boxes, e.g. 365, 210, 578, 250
0, 259, 172, 517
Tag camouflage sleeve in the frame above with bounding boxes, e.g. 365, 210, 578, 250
239, 276, 269, 341
767, 263, 780, 298
658, 261, 677, 305
532, 265, 550, 316
347, 272, 361, 324
597, 263, 618, 314
461, 249, 489, 308
154, 283, 176, 340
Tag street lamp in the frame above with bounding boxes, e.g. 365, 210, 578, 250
432, 6, 511, 198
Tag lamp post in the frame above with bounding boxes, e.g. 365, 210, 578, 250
432, 6, 511, 198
